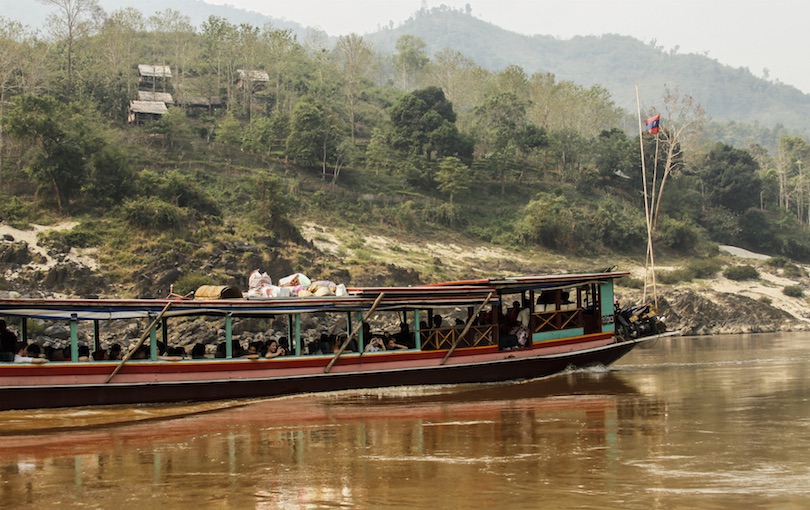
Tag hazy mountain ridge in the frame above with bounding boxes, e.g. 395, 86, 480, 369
4, 1, 809, 134
365, 8, 810, 133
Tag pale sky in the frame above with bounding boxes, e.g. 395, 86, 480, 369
208, 0, 809, 94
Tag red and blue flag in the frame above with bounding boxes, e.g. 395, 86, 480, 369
645, 114, 661, 134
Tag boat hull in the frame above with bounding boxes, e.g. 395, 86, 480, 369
0, 337, 643, 411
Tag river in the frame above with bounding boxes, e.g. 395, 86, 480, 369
1, 332, 809, 509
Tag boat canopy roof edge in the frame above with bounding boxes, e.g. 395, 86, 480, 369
0, 285, 501, 321
428, 271, 630, 292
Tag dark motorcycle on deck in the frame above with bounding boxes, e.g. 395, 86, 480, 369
615, 303, 666, 341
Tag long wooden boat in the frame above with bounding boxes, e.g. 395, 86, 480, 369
0, 270, 664, 411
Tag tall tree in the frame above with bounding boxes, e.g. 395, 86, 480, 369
0, 18, 28, 183
2, 94, 110, 210
39, 0, 104, 98
394, 35, 429, 91
389, 86, 470, 162
473, 92, 547, 193
648, 89, 707, 229
701, 143, 762, 214
333, 33, 375, 144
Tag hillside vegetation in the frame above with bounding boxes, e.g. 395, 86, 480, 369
1, 2, 810, 302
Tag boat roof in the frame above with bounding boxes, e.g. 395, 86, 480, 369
0, 285, 499, 321
429, 271, 630, 293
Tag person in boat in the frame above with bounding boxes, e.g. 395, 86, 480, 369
243, 344, 261, 360
385, 337, 408, 350
432, 315, 443, 329
108, 343, 123, 360
278, 336, 291, 355
14, 341, 47, 364
394, 322, 414, 348
0, 320, 18, 362
78, 345, 91, 361
92, 349, 107, 361
190, 343, 206, 359
264, 339, 285, 358
365, 336, 384, 352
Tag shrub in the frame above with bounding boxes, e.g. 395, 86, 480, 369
783, 285, 804, 298
723, 265, 760, 281
658, 268, 695, 284
766, 256, 791, 268
783, 264, 806, 278
656, 217, 701, 253
685, 258, 724, 279
171, 273, 214, 297
758, 295, 773, 305
120, 197, 184, 230
616, 276, 644, 289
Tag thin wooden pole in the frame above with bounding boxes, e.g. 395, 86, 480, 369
440, 292, 494, 366
325, 293, 385, 373
636, 85, 656, 306
105, 301, 173, 383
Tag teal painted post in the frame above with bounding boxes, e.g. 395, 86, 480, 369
70, 313, 79, 362
600, 282, 615, 333
414, 309, 422, 349
294, 315, 301, 355
149, 314, 157, 360
356, 311, 364, 351
225, 313, 233, 358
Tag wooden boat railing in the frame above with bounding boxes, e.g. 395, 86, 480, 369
531, 308, 583, 333
419, 325, 495, 350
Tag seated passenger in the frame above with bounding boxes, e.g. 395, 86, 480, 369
78, 344, 91, 362
158, 346, 186, 361
278, 336, 291, 355
432, 314, 443, 329
14, 342, 48, 364
108, 343, 123, 360
243, 344, 260, 360
264, 339, 286, 359
131, 345, 150, 359
365, 337, 384, 352
394, 322, 414, 348
385, 337, 408, 350
91, 349, 107, 361
190, 343, 207, 359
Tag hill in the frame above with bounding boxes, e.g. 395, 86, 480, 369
365, 7, 810, 136
5, 2, 809, 138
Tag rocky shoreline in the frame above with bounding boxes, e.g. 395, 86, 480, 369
1, 222, 809, 350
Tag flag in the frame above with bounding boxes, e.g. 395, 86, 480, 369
645, 114, 660, 134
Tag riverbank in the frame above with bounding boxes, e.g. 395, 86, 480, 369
1, 221, 808, 337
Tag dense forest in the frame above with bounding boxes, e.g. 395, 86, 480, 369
1, 1, 810, 296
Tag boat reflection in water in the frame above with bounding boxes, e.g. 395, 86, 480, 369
0, 370, 664, 509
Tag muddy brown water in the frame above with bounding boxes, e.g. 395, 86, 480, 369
1, 332, 808, 509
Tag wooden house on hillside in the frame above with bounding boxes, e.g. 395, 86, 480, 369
138, 64, 172, 91
236, 69, 269, 91
128, 100, 167, 125
137, 90, 174, 105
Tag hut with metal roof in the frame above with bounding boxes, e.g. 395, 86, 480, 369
138, 64, 172, 91
236, 69, 269, 91
137, 90, 174, 105
128, 100, 167, 124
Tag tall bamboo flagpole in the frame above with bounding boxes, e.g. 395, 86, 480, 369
635, 86, 658, 310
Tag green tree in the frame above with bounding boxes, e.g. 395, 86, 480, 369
39, 0, 104, 98
701, 143, 762, 214
2, 94, 110, 210
473, 91, 547, 193
389, 86, 470, 162
286, 96, 343, 177
394, 35, 429, 91
435, 156, 470, 204
333, 33, 375, 144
